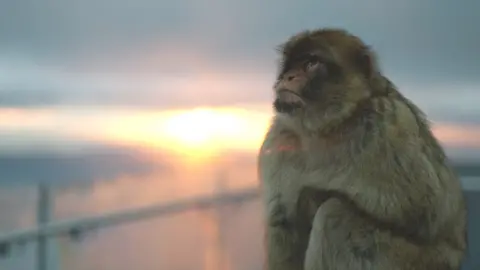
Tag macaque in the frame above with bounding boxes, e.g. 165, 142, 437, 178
258, 28, 467, 270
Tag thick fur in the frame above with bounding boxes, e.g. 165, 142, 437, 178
258, 28, 467, 270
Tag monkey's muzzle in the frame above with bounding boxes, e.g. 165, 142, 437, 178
276, 89, 306, 105
274, 89, 305, 113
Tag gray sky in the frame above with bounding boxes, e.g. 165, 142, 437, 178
0, 0, 479, 113
0, 0, 479, 163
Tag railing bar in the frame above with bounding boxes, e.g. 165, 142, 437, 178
0, 187, 260, 245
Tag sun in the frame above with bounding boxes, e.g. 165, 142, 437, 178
162, 109, 234, 157
160, 108, 269, 158
163, 110, 222, 145
98, 107, 270, 160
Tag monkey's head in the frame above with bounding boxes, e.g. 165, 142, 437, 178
273, 28, 384, 132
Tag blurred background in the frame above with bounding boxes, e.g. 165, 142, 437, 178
0, 0, 479, 269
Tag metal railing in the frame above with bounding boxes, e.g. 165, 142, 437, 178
0, 184, 260, 270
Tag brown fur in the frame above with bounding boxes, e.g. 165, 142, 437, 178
258, 28, 467, 270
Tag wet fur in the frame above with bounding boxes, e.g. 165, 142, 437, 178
258, 28, 467, 270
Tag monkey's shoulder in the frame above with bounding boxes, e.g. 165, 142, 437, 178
367, 97, 452, 164
368, 97, 423, 138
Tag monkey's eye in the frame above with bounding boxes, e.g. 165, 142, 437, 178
304, 55, 321, 70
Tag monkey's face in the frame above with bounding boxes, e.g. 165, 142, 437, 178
273, 51, 327, 114
273, 30, 376, 127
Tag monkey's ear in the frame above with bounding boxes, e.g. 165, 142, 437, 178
353, 45, 377, 78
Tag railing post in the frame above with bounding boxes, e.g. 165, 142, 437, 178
37, 184, 52, 270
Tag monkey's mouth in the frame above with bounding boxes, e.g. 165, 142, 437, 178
274, 89, 305, 113
276, 89, 305, 104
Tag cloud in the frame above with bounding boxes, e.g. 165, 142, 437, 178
395, 81, 480, 123
0, 142, 168, 185
0, 0, 479, 126
0, 137, 478, 191
1, 69, 478, 127
0, 0, 478, 111
0, 0, 479, 80
0, 60, 275, 109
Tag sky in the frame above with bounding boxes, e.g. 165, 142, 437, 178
1, 0, 480, 184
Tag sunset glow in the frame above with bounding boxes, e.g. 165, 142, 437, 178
2, 107, 480, 159
95, 107, 271, 159
432, 124, 480, 146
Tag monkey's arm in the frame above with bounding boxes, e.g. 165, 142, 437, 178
259, 129, 312, 270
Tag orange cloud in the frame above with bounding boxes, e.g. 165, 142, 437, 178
1, 107, 480, 156
85, 107, 271, 161
432, 124, 480, 147
0, 108, 57, 129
